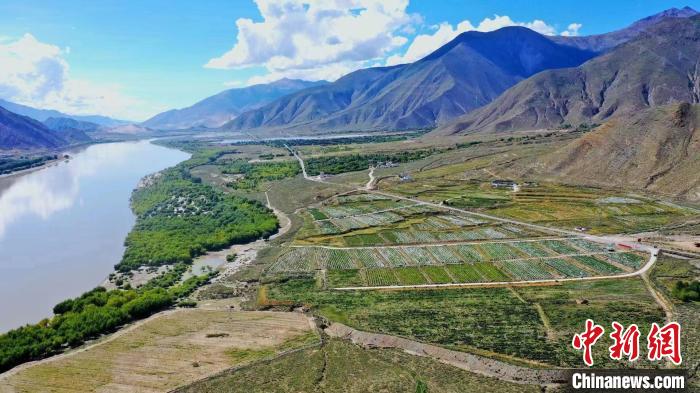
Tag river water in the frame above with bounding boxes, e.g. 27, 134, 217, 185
0, 140, 188, 332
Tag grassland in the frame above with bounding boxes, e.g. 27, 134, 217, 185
0, 306, 317, 393
177, 338, 540, 393
259, 276, 664, 367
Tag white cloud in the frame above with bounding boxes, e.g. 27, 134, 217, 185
206, 0, 413, 81
561, 23, 583, 37
386, 15, 582, 66
0, 33, 147, 121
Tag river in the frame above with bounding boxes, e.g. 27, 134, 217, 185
0, 140, 189, 332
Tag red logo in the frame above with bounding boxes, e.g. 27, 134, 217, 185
572, 320, 682, 366
647, 322, 682, 365
572, 319, 605, 366
609, 322, 640, 361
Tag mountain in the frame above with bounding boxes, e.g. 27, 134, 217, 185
0, 106, 72, 150
533, 103, 700, 201
0, 99, 126, 127
436, 15, 700, 135
43, 117, 100, 133
550, 6, 697, 52
142, 79, 327, 130
225, 27, 597, 134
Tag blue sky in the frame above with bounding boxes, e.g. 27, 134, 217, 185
0, 0, 697, 121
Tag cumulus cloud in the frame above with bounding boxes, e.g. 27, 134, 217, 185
0, 33, 146, 120
561, 23, 583, 37
206, 0, 413, 81
387, 15, 582, 66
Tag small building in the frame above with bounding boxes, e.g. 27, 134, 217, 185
491, 179, 517, 189
399, 173, 413, 182
377, 161, 399, 168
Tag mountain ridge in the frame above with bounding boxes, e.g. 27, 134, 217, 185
224, 26, 596, 134
0, 106, 90, 150
142, 78, 327, 130
0, 99, 126, 127
434, 14, 700, 135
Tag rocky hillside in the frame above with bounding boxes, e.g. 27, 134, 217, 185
142, 78, 326, 130
436, 15, 700, 135
533, 103, 700, 201
225, 27, 596, 133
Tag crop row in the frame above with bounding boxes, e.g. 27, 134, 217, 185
606, 252, 645, 269
498, 260, 556, 280
272, 242, 626, 277
573, 255, 623, 275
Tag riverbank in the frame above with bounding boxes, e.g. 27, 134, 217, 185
0, 140, 190, 332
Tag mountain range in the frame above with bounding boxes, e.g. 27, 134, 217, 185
142, 79, 326, 130
549, 6, 697, 52
0, 99, 126, 127
436, 14, 700, 135
223, 27, 596, 133
0, 106, 91, 150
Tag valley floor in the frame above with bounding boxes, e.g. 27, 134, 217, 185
2, 132, 699, 392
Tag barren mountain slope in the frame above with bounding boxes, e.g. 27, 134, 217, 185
436, 15, 700, 135
529, 103, 700, 201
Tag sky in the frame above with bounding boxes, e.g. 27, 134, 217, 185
0, 0, 698, 121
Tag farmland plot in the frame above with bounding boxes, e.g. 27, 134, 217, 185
378, 248, 410, 267
541, 240, 580, 255
606, 252, 645, 269
366, 268, 400, 286
569, 238, 610, 253
316, 220, 341, 234
499, 260, 557, 280
544, 258, 590, 277
402, 247, 437, 265
327, 269, 365, 287
394, 267, 429, 285
452, 244, 485, 262
348, 248, 384, 268
511, 241, 552, 257
446, 264, 484, 282
573, 255, 623, 275
479, 227, 508, 239
479, 243, 524, 261
270, 248, 317, 272
422, 266, 453, 283
427, 246, 462, 264
440, 214, 485, 226
327, 248, 356, 269
473, 262, 510, 281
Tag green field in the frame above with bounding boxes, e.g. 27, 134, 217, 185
178, 339, 539, 393
261, 277, 665, 367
